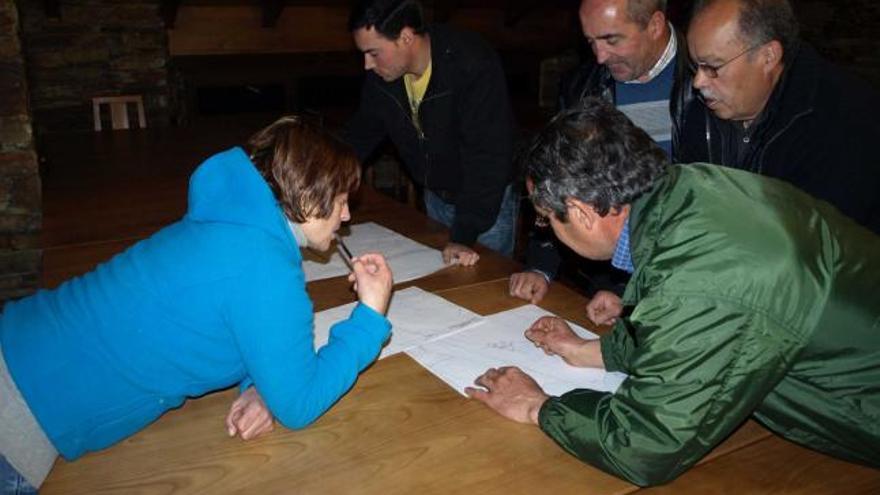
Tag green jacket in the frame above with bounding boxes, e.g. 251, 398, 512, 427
539, 164, 880, 486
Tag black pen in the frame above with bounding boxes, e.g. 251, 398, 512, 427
335, 234, 355, 271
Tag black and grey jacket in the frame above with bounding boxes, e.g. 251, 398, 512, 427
344, 24, 514, 245
558, 27, 695, 158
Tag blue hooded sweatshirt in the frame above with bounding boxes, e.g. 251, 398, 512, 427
0, 147, 390, 460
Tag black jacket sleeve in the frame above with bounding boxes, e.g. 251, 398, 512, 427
449, 49, 514, 245
342, 79, 390, 163
524, 230, 562, 278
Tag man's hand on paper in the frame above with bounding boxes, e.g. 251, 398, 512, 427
225, 386, 275, 441
525, 316, 604, 368
586, 290, 623, 326
348, 252, 393, 315
508, 271, 550, 304
465, 366, 549, 425
442, 242, 480, 266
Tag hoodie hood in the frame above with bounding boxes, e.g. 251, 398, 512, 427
186, 147, 294, 249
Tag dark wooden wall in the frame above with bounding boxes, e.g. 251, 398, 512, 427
10, 0, 880, 132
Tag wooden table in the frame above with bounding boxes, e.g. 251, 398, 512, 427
41, 278, 879, 494
37, 128, 880, 494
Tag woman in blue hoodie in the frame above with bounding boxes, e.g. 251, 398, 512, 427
0, 116, 394, 493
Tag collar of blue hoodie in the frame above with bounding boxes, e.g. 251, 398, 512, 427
185, 147, 301, 257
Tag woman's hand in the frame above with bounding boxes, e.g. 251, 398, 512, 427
225, 386, 274, 441
347, 252, 394, 315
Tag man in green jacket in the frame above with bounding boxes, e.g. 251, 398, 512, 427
466, 98, 880, 485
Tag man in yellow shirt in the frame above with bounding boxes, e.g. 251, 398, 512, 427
345, 0, 517, 266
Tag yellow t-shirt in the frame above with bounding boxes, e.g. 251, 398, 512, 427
404, 61, 433, 120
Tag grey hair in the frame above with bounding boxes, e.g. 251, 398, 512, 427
523, 97, 669, 220
626, 0, 667, 28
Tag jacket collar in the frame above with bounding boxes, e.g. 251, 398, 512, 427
620, 168, 674, 303
734, 42, 819, 144
772, 42, 820, 115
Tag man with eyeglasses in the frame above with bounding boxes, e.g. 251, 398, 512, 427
678, 0, 880, 234
344, 0, 517, 266
510, 0, 694, 307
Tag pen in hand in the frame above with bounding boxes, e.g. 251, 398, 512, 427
335, 234, 355, 271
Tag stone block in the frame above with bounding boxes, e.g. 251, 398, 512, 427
0, 116, 33, 151
0, 273, 40, 291
0, 272, 41, 304
0, 150, 38, 176
0, 61, 25, 86
0, 63, 29, 115
120, 31, 165, 51
28, 42, 109, 69
0, 34, 21, 58
103, 5, 164, 29
0, 212, 40, 233
6, 175, 42, 211
0, 88, 29, 117
0, 2, 15, 30
0, 249, 42, 276
0, 232, 40, 250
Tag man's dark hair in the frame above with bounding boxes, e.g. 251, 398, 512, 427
523, 97, 669, 220
627, 0, 667, 28
693, 0, 799, 62
349, 0, 426, 39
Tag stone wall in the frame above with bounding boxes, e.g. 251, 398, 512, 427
15, 0, 876, 133
0, 0, 41, 303
15, 0, 171, 133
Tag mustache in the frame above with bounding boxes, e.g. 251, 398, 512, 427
695, 88, 717, 103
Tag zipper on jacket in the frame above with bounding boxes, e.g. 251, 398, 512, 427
374, 83, 429, 188
754, 108, 813, 174
416, 91, 452, 191
373, 79, 454, 196
704, 110, 714, 163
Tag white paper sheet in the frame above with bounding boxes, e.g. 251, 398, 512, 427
313, 286, 485, 359
407, 305, 628, 397
302, 222, 446, 283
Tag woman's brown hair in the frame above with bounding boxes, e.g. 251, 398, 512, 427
246, 116, 360, 223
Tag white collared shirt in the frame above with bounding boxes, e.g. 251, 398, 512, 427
625, 23, 677, 85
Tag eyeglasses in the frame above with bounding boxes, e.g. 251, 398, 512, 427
689, 45, 761, 79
